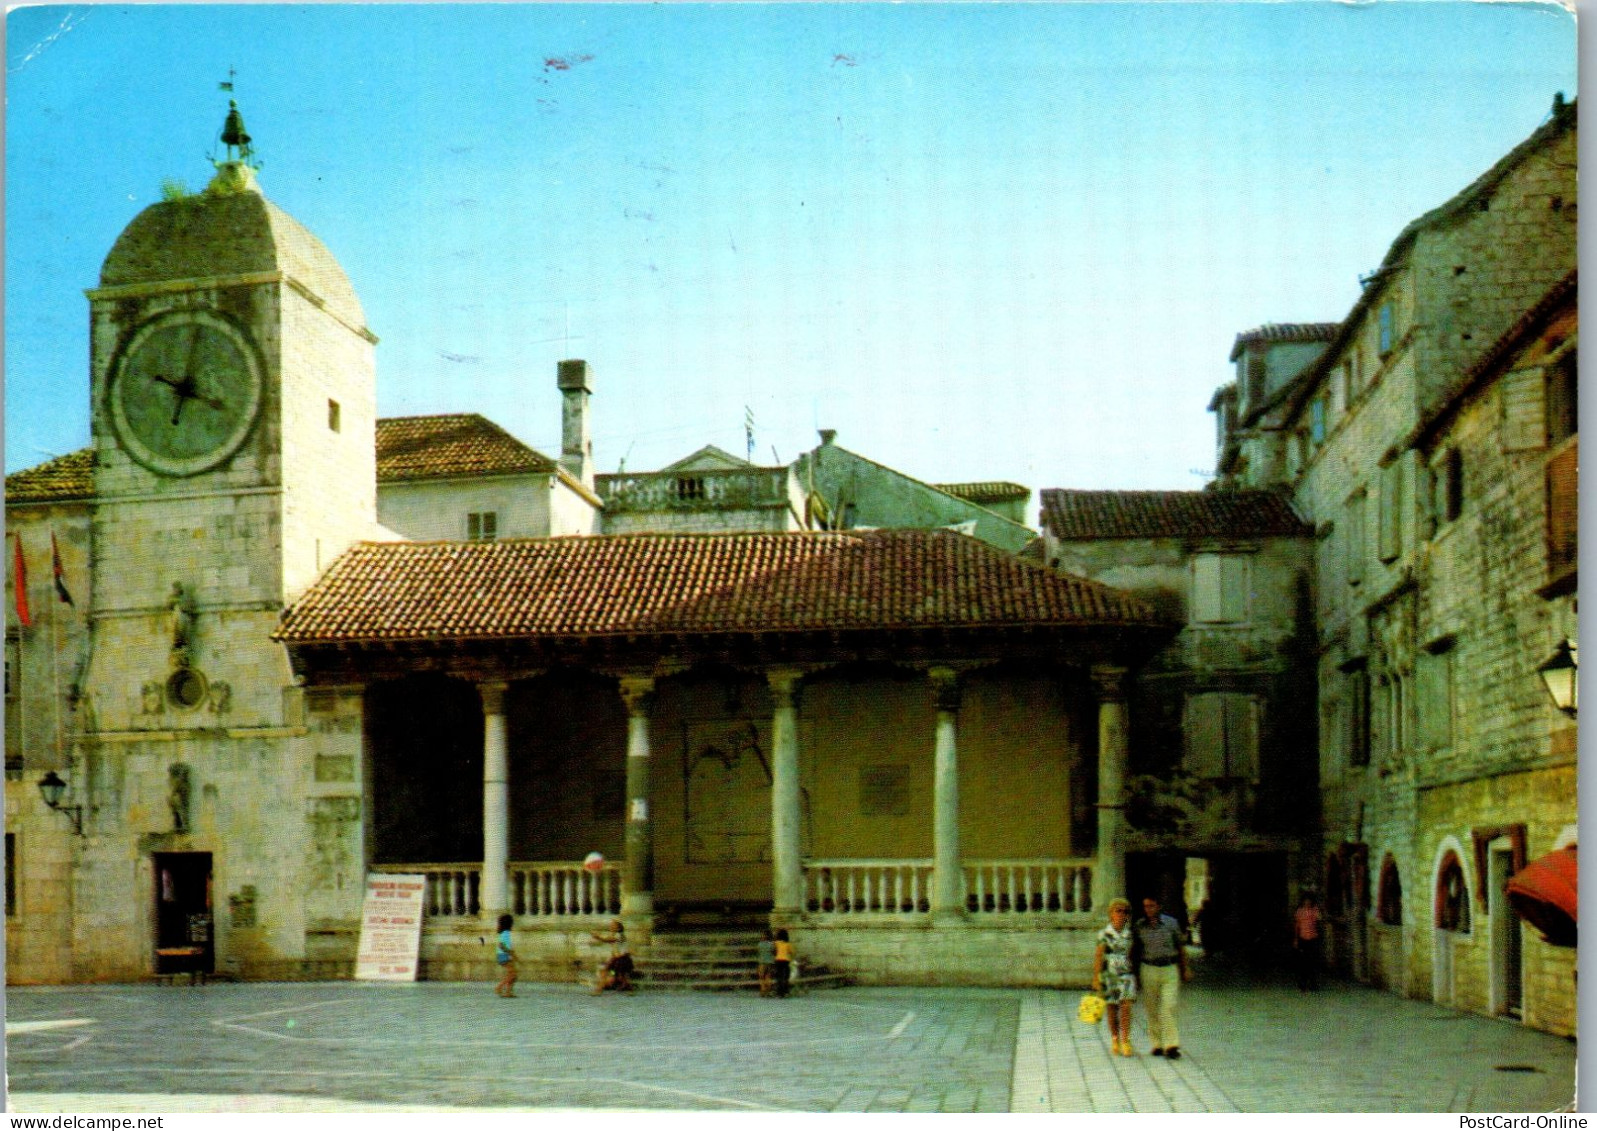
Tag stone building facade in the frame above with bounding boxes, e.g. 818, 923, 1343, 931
1037, 488, 1319, 954
3, 107, 1148, 988
1206, 98, 1577, 1035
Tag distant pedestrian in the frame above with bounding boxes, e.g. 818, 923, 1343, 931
1093, 898, 1138, 1056
772, 928, 795, 998
591, 919, 635, 993
1132, 896, 1191, 1059
494, 913, 518, 998
1293, 893, 1323, 992
757, 929, 776, 997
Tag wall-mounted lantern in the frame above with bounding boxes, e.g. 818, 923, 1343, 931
1536, 638, 1578, 718
37, 770, 84, 835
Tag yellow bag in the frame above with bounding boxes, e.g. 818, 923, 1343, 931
1077, 993, 1106, 1024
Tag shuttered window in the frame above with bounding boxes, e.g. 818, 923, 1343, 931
1417, 646, 1454, 749
1346, 491, 1367, 585
1192, 554, 1250, 624
1184, 693, 1260, 781
1378, 460, 1404, 562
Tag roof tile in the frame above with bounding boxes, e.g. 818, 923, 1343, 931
274, 529, 1166, 643
1039, 489, 1311, 540
376, 414, 560, 481
5, 449, 94, 503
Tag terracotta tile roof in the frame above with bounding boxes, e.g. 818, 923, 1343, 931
1228, 323, 1341, 361
934, 481, 1031, 504
5, 449, 94, 503
376, 414, 561, 481
1408, 269, 1578, 451
1039, 489, 1311, 540
5, 415, 571, 503
274, 529, 1166, 644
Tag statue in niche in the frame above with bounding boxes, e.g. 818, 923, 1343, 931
165, 582, 196, 670
169, 762, 192, 833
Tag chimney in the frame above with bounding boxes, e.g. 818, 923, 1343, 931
557, 359, 594, 489
818, 428, 837, 446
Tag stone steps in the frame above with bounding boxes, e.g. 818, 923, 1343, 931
630, 930, 849, 993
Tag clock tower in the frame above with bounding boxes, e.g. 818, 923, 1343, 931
87, 102, 378, 717
73, 102, 379, 978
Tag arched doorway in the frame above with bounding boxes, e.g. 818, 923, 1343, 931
1433, 847, 1471, 1007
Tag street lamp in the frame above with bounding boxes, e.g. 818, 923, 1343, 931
1536, 638, 1578, 718
36, 770, 84, 835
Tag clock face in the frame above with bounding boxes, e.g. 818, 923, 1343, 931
108, 311, 263, 477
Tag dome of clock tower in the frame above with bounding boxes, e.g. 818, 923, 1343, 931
99, 156, 367, 334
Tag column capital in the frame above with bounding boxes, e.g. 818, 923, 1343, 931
1090, 664, 1129, 702
766, 667, 805, 707
928, 665, 962, 713
618, 675, 655, 716
477, 680, 509, 715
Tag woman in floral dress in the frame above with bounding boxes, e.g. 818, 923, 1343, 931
1093, 897, 1138, 1056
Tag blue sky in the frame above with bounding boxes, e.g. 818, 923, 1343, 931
4, 3, 1577, 494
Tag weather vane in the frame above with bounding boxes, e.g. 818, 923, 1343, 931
212, 67, 259, 171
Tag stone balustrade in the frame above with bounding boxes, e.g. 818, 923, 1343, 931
963, 858, 1093, 914
802, 858, 1094, 917
371, 861, 621, 919
597, 466, 792, 512
805, 858, 935, 914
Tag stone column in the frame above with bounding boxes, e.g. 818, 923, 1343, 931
1091, 665, 1129, 912
930, 667, 964, 918
619, 677, 655, 919
479, 680, 510, 918
768, 669, 805, 916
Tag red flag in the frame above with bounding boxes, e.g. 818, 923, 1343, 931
51, 532, 74, 606
11, 534, 31, 628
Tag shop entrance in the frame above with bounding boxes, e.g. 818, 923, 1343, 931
153, 852, 214, 978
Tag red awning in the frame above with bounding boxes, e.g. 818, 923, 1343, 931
1506, 844, 1577, 948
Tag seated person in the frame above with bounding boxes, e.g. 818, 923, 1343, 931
591, 919, 635, 993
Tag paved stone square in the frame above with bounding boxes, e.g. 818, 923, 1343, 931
5, 974, 1576, 1113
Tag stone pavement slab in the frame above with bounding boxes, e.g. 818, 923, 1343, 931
1012, 974, 1576, 1113
5, 973, 1576, 1113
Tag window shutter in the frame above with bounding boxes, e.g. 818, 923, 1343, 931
1417, 650, 1453, 749
1220, 556, 1250, 622
1346, 492, 1366, 584
1192, 556, 1222, 622
1184, 694, 1225, 778
1378, 461, 1403, 562
1546, 435, 1578, 582
1224, 695, 1261, 780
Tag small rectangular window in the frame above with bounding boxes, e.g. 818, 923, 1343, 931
328, 400, 341, 433
1378, 461, 1404, 562
1309, 396, 1328, 444
1547, 349, 1577, 446
1378, 303, 1394, 357
1184, 693, 1261, 781
1346, 491, 1367, 585
1440, 448, 1463, 523
1418, 645, 1454, 749
467, 511, 498, 542
1191, 554, 1250, 624
1246, 356, 1268, 408
4, 832, 14, 917
1347, 665, 1371, 768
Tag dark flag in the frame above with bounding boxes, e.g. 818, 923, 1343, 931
51, 532, 73, 606
11, 534, 31, 628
